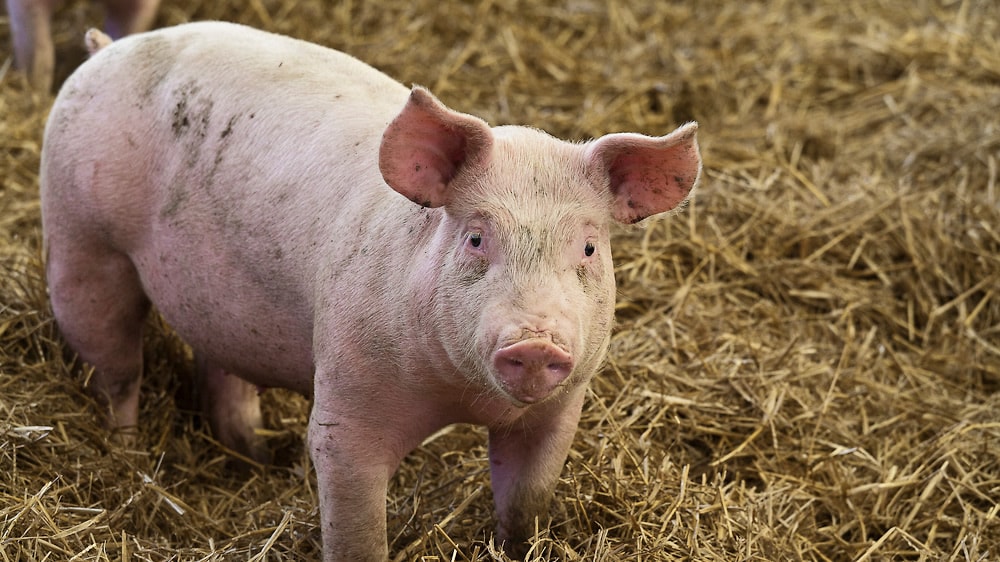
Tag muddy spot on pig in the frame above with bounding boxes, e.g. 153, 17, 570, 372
171, 80, 213, 141
133, 35, 175, 108
160, 181, 188, 220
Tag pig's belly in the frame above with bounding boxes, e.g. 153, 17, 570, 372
130, 241, 315, 395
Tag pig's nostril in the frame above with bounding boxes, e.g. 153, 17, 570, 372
548, 362, 571, 375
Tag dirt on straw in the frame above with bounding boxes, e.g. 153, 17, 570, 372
2, 0, 999, 560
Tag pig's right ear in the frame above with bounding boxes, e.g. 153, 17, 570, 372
585, 122, 702, 224
379, 87, 494, 208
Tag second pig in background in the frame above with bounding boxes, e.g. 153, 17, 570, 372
5, 0, 160, 91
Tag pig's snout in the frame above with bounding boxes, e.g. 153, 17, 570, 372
493, 339, 574, 404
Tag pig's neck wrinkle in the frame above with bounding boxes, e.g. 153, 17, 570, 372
406, 386, 546, 431
398, 208, 451, 351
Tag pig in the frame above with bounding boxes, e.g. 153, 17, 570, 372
5, 0, 159, 92
40, 21, 701, 561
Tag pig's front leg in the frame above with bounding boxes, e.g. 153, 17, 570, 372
308, 380, 412, 561
488, 386, 587, 559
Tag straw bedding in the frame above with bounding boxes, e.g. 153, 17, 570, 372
1, 0, 998, 559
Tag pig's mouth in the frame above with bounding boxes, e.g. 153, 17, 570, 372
492, 337, 574, 405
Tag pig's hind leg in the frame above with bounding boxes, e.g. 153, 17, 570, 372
45, 238, 150, 437
195, 355, 270, 465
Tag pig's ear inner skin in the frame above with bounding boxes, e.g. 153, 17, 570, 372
585, 122, 702, 224
379, 86, 494, 208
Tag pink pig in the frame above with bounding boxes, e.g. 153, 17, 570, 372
41, 22, 701, 561
5, 0, 159, 91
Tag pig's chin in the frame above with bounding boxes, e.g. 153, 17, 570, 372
493, 375, 572, 408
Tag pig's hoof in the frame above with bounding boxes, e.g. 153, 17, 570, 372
499, 537, 530, 560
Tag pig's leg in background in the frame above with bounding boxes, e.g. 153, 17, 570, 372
102, 0, 158, 38
488, 386, 588, 559
5, 0, 59, 91
196, 355, 270, 464
45, 238, 150, 437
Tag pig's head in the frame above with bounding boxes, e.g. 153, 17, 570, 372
380, 87, 701, 406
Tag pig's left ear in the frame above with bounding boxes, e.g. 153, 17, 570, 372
379, 86, 494, 208
584, 122, 702, 224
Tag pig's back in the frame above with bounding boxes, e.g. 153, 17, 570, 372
41, 22, 412, 392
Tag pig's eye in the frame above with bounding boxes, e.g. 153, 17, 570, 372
469, 233, 483, 248
584, 241, 596, 257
